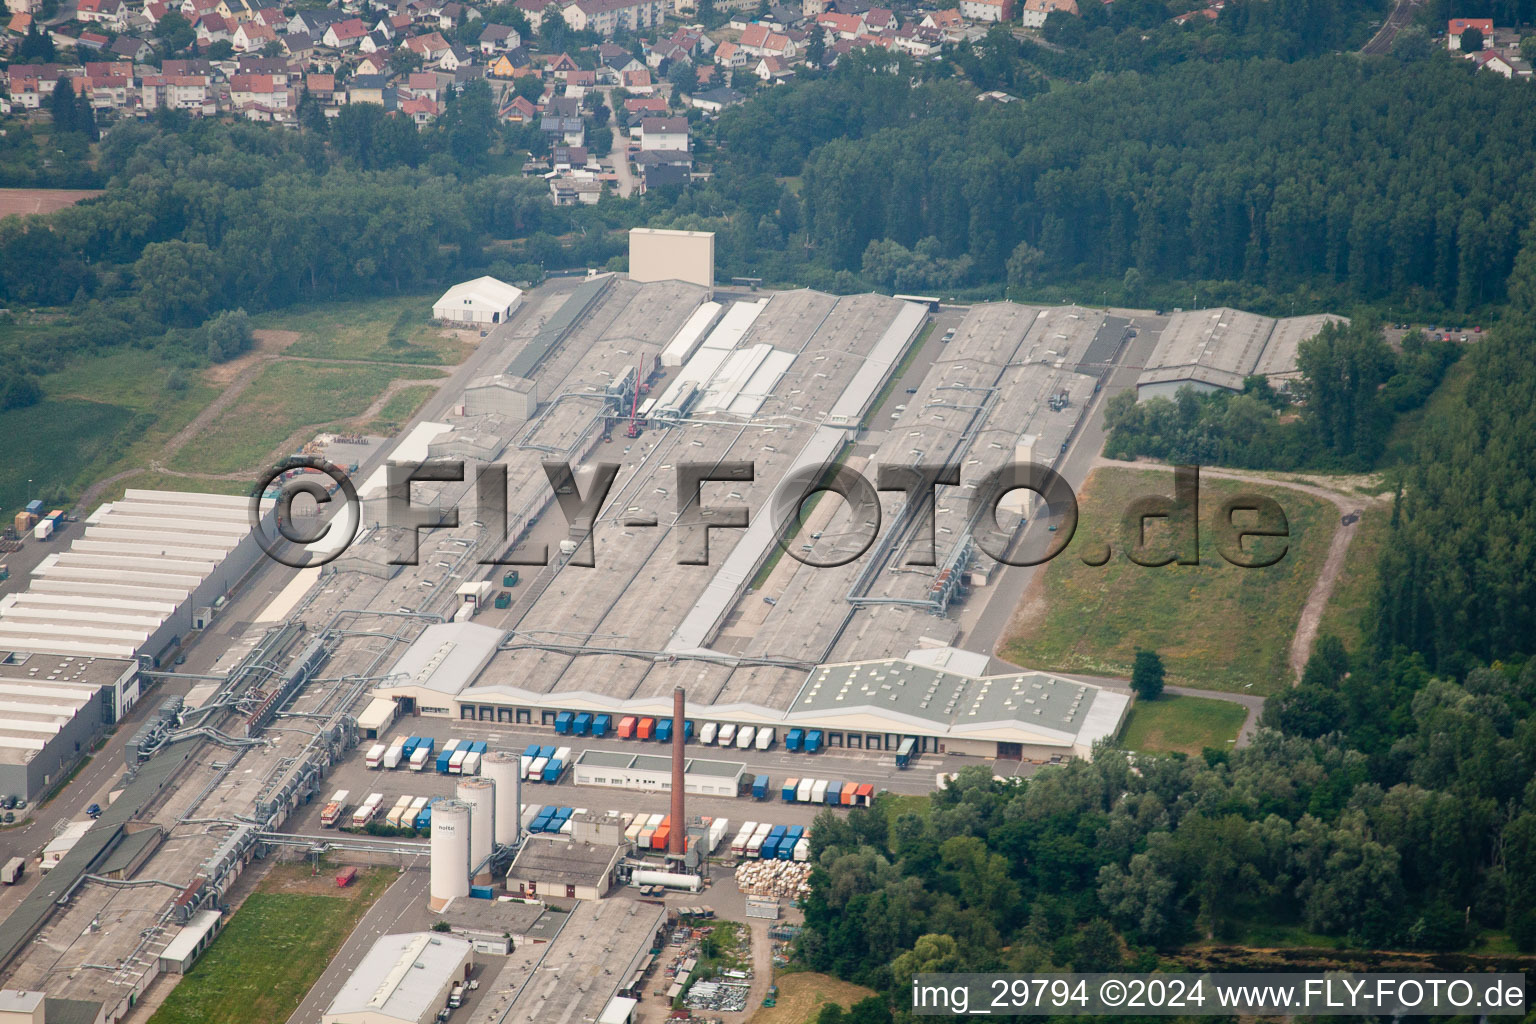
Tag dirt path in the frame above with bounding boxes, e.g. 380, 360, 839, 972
352, 377, 444, 423
1093, 458, 1387, 682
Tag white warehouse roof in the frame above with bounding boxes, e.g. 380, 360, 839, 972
432, 276, 523, 318
323, 932, 473, 1024
0, 490, 253, 660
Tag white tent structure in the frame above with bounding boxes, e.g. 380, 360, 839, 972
432, 276, 524, 326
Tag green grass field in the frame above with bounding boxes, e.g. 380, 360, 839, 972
365, 384, 439, 435
0, 349, 219, 513
148, 869, 391, 1024
1119, 695, 1248, 756
253, 294, 473, 365
1001, 468, 1335, 695
172, 362, 443, 476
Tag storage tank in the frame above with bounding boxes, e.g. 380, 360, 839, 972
631, 869, 702, 892
457, 776, 495, 882
482, 751, 522, 847
429, 799, 472, 910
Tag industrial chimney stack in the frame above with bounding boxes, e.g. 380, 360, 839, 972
670, 686, 685, 856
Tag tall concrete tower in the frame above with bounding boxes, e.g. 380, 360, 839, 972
670, 686, 685, 856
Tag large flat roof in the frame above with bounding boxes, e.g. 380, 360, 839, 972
1138, 309, 1347, 393
0, 490, 253, 660
500, 900, 666, 1024
508, 835, 622, 886
324, 932, 473, 1023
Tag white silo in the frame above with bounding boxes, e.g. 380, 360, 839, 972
457, 776, 496, 883
429, 799, 472, 911
481, 750, 522, 847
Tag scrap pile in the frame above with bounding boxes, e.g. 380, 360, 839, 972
734, 859, 812, 898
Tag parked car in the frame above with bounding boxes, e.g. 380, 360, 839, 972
86, 803, 101, 818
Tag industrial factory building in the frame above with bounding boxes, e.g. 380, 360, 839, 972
321, 932, 474, 1024
0, 652, 139, 802
431, 276, 523, 326
0, 490, 267, 674
1135, 309, 1346, 400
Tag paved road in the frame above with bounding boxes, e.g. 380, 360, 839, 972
601, 89, 636, 198
961, 315, 1165, 663
285, 869, 432, 1024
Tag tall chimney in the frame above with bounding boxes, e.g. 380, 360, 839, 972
670, 686, 685, 856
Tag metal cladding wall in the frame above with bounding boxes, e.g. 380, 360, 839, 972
456, 777, 495, 875
629, 228, 715, 290
481, 751, 522, 846
430, 799, 473, 910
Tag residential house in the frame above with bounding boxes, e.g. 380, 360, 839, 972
641, 161, 688, 192
1447, 17, 1493, 48
552, 142, 588, 168
438, 0, 478, 28
403, 29, 452, 59
6, 0, 39, 17
546, 51, 579, 77
216, 0, 255, 22
76, 30, 112, 48
861, 6, 894, 29
1020, 0, 1074, 26
623, 94, 666, 114
738, 23, 796, 56
893, 22, 941, 55
1472, 48, 1514, 75
373, 12, 412, 37
194, 13, 232, 42
560, 0, 666, 37
107, 35, 154, 60
287, 8, 346, 34
622, 66, 652, 91
959, 0, 1011, 20
162, 57, 215, 75
512, 0, 553, 29
305, 72, 338, 104
400, 95, 441, 121
7, 11, 33, 30
6, 64, 65, 108
76, 0, 129, 29
73, 74, 130, 111
488, 45, 534, 75
401, 69, 444, 98
815, 11, 862, 37
166, 73, 215, 111
498, 91, 536, 121
688, 84, 741, 112
358, 29, 391, 51
230, 71, 293, 115
549, 176, 602, 205
282, 31, 318, 57
639, 114, 688, 151
921, 7, 963, 32
566, 67, 596, 88
347, 72, 389, 103
439, 41, 474, 68
541, 95, 585, 144
754, 55, 793, 80
712, 40, 747, 66
232, 19, 276, 50
479, 22, 520, 52
323, 17, 369, 46
355, 50, 391, 74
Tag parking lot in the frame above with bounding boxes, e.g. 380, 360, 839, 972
293, 714, 977, 835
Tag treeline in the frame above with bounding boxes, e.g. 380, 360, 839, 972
784, 57, 1534, 310
0, 101, 608, 386
1103, 322, 1462, 471
1366, 247, 1536, 673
